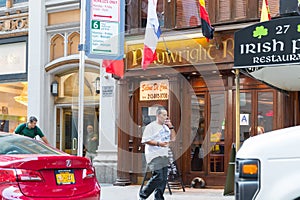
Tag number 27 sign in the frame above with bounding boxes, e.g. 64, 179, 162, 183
86, 0, 125, 60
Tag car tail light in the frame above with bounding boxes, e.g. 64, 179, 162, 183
82, 168, 95, 179
0, 168, 16, 183
16, 169, 43, 182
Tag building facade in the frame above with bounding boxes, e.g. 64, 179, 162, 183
0, 0, 118, 183
29, 0, 119, 183
0, 0, 28, 133
2, 0, 300, 188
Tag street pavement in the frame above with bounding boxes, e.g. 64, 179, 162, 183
100, 184, 235, 200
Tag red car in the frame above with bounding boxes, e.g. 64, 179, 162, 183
0, 132, 100, 200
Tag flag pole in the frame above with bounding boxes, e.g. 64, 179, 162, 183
78, 0, 86, 157
235, 69, 240, 151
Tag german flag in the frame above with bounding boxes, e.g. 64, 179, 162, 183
199, 0, 214, 41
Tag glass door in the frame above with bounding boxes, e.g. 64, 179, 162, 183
191, 94, 206, 172
56, 105, 99, 156
135, 101, 167, 181
190, 92, 226, 173
208, 93, 226, 173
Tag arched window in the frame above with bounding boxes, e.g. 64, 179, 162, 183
67, 32, 80, 56
50, 34, 64, 61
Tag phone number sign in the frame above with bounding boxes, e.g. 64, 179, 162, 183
86, 0, 124, 60
140, 80, 169, 101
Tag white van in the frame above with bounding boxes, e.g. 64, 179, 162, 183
235, 126, 300, 200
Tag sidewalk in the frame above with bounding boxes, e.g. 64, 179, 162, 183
100, 184, 235, 200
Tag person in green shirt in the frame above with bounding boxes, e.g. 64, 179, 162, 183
14, 116, 50, 145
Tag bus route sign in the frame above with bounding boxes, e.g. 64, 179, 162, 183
86, 0, 125, 60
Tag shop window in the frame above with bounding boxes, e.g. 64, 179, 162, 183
215, 0, 245, 22
125, 0, 165, 33
211, 0, 279, 24
63, 72, 96, 97
67, 32, 79, 56
208, 93, 225, 173
234, 0, 246, 20
257, 92, 273, 133
238, 90, 274, 139
191, 94, 205, 172
240, 92, 252, 141
141, 0, 164, 28
0, 82, 27, 133
0, 36, 27, 82
55, 71, 100, 100
190, 92, 226, 173
50, 34, 64, 61
124, 0, 132, 32
176, 0, 201, 29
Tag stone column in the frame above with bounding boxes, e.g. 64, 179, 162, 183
28, 0, 48, 136
93, 67, 118, 183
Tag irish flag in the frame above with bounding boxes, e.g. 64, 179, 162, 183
142, 0, 161, 70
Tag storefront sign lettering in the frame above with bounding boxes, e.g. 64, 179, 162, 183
0, 42, 26, 75
126, 37, 234, 69
0, 15, 28, 32
234, 16, 300, 68
140, 80, 169, 101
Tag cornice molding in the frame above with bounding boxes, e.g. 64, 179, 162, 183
0, 12, 28, 33
46, 22, 80, 33
46, 0, 79, 13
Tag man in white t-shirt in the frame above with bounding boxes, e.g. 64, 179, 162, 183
139, 107, 176, 200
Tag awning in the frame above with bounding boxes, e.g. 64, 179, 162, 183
243, 65, 300, 91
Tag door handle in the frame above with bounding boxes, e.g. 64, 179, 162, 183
72, 138, 78, 150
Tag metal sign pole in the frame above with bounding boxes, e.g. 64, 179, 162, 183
77, 0, 86, 157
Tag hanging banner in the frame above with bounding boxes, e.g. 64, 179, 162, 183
140, 80, 169, 101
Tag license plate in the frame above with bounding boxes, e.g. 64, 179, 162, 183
55, 169, 75, 185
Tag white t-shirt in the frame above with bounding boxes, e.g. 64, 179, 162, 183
142, 121, 171, 163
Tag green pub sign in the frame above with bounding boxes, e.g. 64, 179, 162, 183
234, 16, 300, 68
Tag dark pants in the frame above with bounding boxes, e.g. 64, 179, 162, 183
139, 157, 169, 200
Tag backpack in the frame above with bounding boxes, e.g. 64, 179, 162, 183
19, 123, 38, 136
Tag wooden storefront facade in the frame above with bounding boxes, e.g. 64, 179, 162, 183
116, 30, 300, 187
